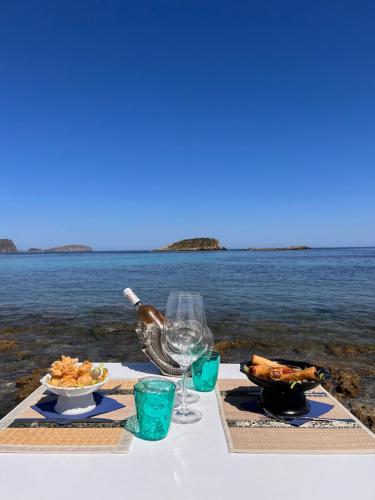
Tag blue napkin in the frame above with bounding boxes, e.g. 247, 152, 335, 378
286, 400, 334, 426
32, 393, 125, 420
240, 398, 334, 427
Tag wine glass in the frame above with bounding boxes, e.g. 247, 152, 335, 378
162, 291, 208, 424
175, 326, 214, 405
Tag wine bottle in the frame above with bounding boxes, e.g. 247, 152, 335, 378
123, 288, 164, 328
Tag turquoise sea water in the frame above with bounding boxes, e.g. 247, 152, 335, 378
1, 248, 375, 342
1, 248, 375, 416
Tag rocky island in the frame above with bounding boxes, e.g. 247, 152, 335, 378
156, 237, 225, 251
0, 239, 17, 253
247, 245, 311, 251
44, 244, 93, 253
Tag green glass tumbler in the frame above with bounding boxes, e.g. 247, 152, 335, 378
134, 378, 176, 441
192, 350, 220, 392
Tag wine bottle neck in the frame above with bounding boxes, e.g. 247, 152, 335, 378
124, 287, 141, 306
124, 287, 164, 328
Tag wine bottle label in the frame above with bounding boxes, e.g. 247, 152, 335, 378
123, 288, 140, 305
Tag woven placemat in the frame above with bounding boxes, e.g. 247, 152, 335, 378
0, 379, 137, 454
217, 379, 375, 454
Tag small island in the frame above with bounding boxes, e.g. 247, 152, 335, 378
0, 239, 17, 253
246, 245, 311, 251
27, 248, 42, 253
44, 244, 93, 253
155, 237, 225, 251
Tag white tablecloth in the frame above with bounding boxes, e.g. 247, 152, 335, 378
0, 363, 374, 500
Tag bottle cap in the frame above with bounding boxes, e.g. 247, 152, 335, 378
123, 288, 140, 305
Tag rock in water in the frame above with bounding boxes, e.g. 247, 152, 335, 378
15, 368, 48, 402
351, 406, 375, 431
0, 340, 18, 352
0, 239, 17, 253
335, 371, 361, 398
44, 244, 93, 253
157, 237, 225, 251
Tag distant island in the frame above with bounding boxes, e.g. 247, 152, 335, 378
0, 239, 17, 253
44, 245, 93, 253
0, 239, 94, 254
246, 245, 311, 251
0, 240, 94, 254
1, 237, 312, 254
155, 237, 226, 251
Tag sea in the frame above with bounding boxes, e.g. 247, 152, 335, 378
0, 248, 375, 415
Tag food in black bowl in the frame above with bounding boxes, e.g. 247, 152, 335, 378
240, 354, 330, 417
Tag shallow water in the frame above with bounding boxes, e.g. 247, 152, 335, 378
1, 248, 375, 340
0, 248, 375, 416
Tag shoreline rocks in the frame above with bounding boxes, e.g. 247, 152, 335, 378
15, 369, 48, 403
0, 340, 19, 352
351, 406, 375, 430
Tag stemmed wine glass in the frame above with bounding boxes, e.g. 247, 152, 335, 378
162, 291, 208, 424
175, 326, 214, 405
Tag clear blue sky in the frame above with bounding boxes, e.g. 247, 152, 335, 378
1, 1, 374, 250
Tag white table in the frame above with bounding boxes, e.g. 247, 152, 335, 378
0, 363, 374, 500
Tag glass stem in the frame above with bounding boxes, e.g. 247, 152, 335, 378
179, 366, 189, 415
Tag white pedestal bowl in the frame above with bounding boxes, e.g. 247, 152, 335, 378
40, 373, 110, 416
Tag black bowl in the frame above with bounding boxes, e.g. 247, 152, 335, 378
240, 358, 330, 417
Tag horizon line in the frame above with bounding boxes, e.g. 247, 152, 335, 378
7, 245, 375, 254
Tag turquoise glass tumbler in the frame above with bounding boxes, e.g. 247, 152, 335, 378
134, 378, 176, 441
192, 351, 220, 392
